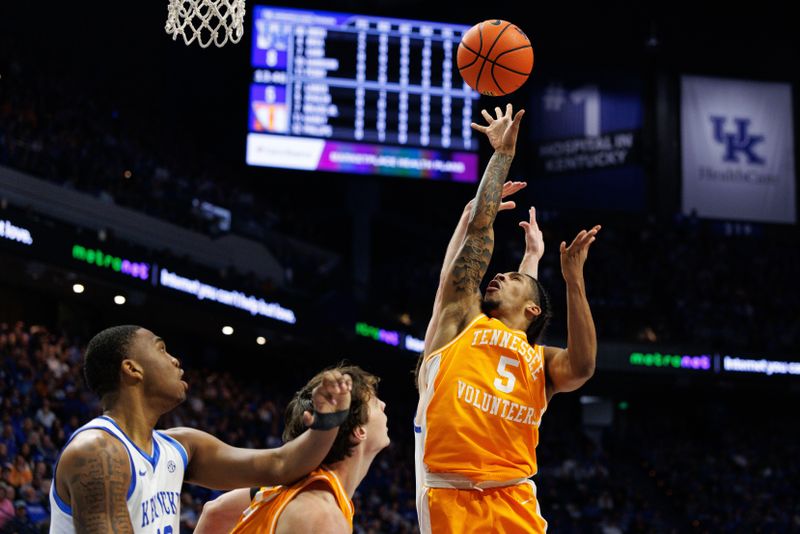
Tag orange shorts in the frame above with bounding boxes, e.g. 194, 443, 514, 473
420, 482, 548, 533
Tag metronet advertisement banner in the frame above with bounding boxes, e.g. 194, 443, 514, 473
528, 77, 645, 210
681, 76, 796, 224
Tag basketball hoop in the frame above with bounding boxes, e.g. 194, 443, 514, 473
165, 0, 246, 48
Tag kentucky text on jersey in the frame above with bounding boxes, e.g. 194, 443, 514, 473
141, 491, 181, 528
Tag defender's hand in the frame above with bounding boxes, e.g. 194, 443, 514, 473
464, 180, 527, 214
302, 371, 352, 426
519, 206, 544, 261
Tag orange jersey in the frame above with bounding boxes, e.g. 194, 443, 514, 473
418, 313, 548, 482
230, 467, 354, 534
415, 314, 549, 533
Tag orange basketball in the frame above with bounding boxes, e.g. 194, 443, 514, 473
457, 20, 534, 97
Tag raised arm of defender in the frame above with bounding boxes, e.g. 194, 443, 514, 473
544, 226, 601, 400
426, 104, 524, 353
517, 206, 544, 279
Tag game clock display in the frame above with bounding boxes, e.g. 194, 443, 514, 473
246, 6, 480, 182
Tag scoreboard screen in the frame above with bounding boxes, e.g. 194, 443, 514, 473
246, 6, 480, 182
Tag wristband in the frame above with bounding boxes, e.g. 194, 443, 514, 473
309, 409, 349, 430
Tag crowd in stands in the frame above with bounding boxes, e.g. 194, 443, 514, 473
372, 206, 800, 355
3, 320, 799, 533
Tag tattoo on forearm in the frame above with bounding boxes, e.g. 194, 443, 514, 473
452, 229, 493, 293
450, 153, 512, 294
70, 438, 134, 533
472, 153, 513, 225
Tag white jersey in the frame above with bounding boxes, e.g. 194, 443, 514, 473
50, 415, 187, 534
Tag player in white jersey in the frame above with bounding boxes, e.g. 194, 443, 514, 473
50, 325, 352, 534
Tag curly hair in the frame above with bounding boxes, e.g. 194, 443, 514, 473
83, 325, 142, 398
282, 364, 379, 465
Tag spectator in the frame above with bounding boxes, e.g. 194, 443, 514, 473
0, 484, 16, 529
8, 455, 32, 488
20, 485, 48, 528
0, 424, 17, 459
34, 400, 56, 430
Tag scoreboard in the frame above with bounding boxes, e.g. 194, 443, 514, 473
246, 6, 480, 182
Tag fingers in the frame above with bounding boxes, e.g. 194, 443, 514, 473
499, 200, 516, 211
481, 109, 493, 123
576, 226, 601, 247
501, 180, 527, 198
529, 206, 537, 226
511, 109, 525, 128
568, 230, 587, 249
321, 370, 341, 394
560, 241, 567, 253
302, 410, 313, 427
501, 180, 518, 194
339, 373, 352, 394
470, 122, 488, 134
321, 370, 352, 399
563, 225, 602, 253
313, 371, 353, 413
519, 220, 530, 230
495, 106, 503, 120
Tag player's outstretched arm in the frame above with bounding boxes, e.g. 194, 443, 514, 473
194, 488, 252, 534
517, 206, 544, 279
423, 181, 527, 356
165, 371, 352, 490
427, 104, 525, 353
57, 430, 135, 533
544, 226, 601, 398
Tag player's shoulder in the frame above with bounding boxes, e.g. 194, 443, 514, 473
428, 310, 485, 357
58, 428, 129, 472
276, 481, 349, 534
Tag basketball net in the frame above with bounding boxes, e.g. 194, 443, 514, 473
165, 0, 246, 48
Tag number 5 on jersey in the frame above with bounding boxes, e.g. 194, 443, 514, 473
493, 356, 520, 393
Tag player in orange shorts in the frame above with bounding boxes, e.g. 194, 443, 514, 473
415, 103, 601, 533
194, 365, 389, 534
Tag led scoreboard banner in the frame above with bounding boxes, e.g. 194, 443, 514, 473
246, 6, 480, 182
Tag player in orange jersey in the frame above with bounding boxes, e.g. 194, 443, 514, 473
415, 103, 600, 533
194, 365, 389, 534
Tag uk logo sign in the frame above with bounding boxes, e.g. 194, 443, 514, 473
681, 76, 795, 224
710, 117, 765, 165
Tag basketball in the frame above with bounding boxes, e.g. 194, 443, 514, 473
457, 20, 534, 96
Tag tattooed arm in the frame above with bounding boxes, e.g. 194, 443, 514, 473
426, 104, 525, 354
55, 430, 134, 534
422, 181, 527, 357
